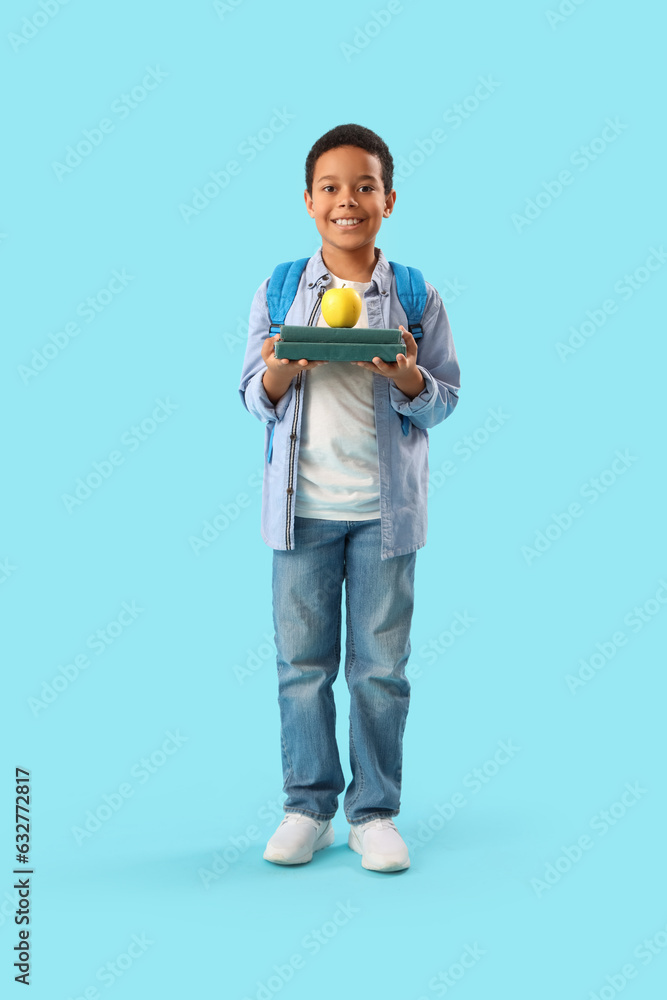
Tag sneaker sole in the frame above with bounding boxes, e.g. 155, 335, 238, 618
263, 823, 335, 865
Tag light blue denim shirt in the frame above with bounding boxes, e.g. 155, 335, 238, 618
238, 245, 461, 559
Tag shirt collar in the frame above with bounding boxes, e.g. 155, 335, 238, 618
305, 245, 392, 294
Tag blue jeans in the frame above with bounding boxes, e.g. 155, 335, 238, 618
271, 516, 416, 825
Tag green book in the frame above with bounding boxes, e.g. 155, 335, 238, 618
279, 324, 403, 345
275, 341, 406, 362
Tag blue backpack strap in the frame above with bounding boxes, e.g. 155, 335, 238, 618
264, 257, 309, 462
388, 261, 427, 339
266, 258, 310, 335
388, 261, 428, 435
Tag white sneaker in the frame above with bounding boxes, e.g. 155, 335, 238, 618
263, 812, 335, 865
348, 817, 410, 872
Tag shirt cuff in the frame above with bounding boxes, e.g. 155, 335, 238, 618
246, 368, 294, 422
389, 366, 435, 414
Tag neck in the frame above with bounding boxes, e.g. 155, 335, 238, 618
321, 243, 379, 283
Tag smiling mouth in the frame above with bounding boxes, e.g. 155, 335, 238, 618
332, 218, 365, 227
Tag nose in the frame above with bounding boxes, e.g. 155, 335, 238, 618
338, 189, 358, 206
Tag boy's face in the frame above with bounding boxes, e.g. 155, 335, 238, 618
304, 145, 396, 255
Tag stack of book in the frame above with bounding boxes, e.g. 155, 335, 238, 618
274, 325, 407, 363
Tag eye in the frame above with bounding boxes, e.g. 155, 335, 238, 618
322, 185, 374, 192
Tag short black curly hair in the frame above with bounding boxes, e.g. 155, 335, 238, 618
305, 124, 393, 197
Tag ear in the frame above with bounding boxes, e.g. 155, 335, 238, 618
304, 190, 315, 218
383, 188, 397, 218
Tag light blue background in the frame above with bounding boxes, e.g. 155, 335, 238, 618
3, 0, 666, 997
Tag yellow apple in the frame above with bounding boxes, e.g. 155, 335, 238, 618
321, 287, 362, 328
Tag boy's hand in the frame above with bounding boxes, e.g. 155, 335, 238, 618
352, 326, 426, 400
261, 333, 328, 374
261, 333, 327, 405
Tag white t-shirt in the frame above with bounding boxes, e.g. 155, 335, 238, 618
295, 270, 381, 520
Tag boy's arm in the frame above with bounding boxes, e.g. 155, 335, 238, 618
238, 278, 295, 423
388, 283, 461, 430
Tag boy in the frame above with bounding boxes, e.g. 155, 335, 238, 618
238, 124, 461, 872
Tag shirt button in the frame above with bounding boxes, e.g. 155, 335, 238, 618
290, 433, 296, 440
286, 487, 293, 495
308, 282, 314, 287
381, 289, 387, 295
